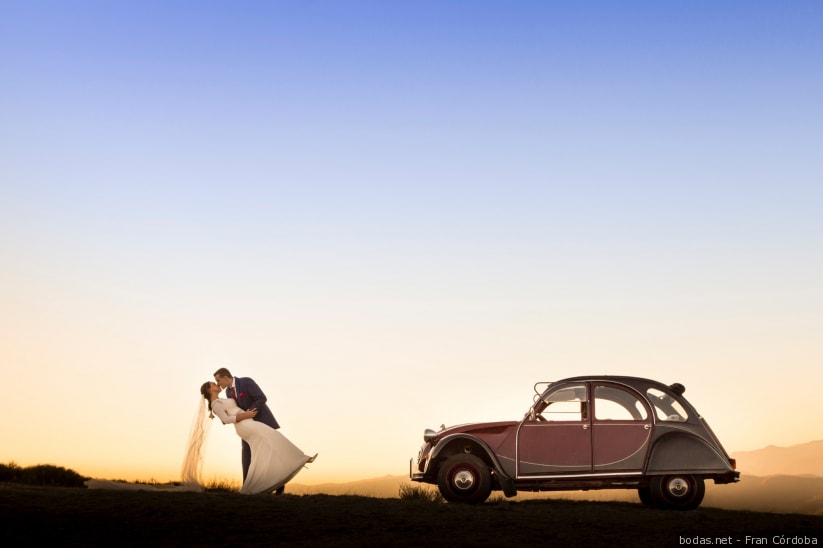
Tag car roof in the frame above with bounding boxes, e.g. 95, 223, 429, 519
554, 375, 681, 393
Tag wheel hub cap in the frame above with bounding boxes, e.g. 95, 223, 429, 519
667, 477, 689, 497
454, 470, 475, 491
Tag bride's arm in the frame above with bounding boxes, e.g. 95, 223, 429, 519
212, 400, 257, 424
211, 400, 236, 424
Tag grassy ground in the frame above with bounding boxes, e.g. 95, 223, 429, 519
1, 483, 821, 547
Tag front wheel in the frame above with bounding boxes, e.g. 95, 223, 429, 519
650, 475, 705, 510
437, 454, 492, 504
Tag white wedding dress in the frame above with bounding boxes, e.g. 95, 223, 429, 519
211, 398, 312, 495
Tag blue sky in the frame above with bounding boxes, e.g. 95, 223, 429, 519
1, 1, 821, 483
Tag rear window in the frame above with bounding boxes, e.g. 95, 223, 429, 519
646, 388, 688, 421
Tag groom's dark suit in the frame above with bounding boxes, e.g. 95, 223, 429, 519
229, 376, 280, 481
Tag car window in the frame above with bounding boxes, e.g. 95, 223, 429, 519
594, 385, 649, 420
646, 388, 689, 421
541, 383, 587, 421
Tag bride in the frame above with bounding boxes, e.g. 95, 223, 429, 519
199, 381, 316, 495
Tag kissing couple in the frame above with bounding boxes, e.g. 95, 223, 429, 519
199, 367, 317, 495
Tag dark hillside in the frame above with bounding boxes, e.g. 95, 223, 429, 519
1, 484, 821, 546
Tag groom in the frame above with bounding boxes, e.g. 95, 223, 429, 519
213, 367, 284, 495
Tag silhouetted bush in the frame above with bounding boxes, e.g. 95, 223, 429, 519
204, 478, 238, 493
1, 462, 88, 488
398, 483, 444, 502
0, 462, 23, 482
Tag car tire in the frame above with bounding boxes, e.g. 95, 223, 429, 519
650, 474, 705, 510
437, 454, 492, 504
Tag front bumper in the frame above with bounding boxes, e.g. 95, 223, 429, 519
409, 458, 424, 481
409, 456, 432, 482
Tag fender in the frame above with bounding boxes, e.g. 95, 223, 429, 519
429, 433, 517, 497
647, 432, 734, 473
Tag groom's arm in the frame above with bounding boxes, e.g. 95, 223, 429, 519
243, 377, 268, 410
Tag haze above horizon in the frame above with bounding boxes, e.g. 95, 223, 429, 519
1, 1, 821, 484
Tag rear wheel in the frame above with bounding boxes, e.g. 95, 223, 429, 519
650, 475, 705, 510
437, 454, 492, 504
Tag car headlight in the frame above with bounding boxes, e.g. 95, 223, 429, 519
423, 428, 438, 443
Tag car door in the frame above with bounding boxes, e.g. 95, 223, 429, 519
591, 383, 653, 472
516, 382, 592, 476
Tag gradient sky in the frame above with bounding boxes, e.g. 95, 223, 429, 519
1, 1, 821, 485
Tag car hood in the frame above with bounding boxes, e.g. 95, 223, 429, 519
435, 420, 519, 439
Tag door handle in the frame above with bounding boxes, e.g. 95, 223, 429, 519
644, 424, 652, 430
582, 424, 589, 430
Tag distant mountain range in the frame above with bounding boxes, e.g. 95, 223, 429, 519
731, 439, 823, 477
289, 474, 409, 499
289, 439, 823, 515
703, 474, 823, 515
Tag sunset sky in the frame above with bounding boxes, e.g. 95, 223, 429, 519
1, 1, 821, 486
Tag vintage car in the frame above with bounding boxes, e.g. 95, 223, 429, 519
410, 376, 739, 509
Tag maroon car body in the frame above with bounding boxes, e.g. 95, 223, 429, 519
410, 376, 739, 509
